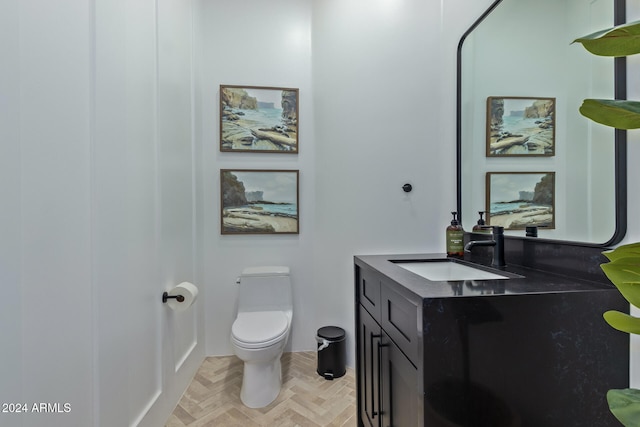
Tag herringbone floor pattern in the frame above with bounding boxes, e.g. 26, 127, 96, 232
165, 351, 357, 427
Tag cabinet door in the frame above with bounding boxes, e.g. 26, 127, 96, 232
380, 332, 421, 427
359, 305, 382, 427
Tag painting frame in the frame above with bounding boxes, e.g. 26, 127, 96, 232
220, 85, 299, 153
220, 169, 299, 235
486, 96, 556, 157
486, 172, 555, 230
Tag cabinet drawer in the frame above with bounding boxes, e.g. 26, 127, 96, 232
357, 267, 382, 319
381, 282, 419, 363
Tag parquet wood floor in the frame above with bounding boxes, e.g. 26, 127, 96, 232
165, 351, 357, 427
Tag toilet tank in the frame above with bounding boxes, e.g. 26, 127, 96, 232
237, 266, 292, 312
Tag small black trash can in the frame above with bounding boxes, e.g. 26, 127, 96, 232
316, 326, 346, 380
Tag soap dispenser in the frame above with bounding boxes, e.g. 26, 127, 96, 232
472, 211, 490, 233
446, 211, 464, 257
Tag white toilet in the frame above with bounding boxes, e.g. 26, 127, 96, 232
231, 266, 293, 408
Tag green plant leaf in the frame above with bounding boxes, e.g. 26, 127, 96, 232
573, 20, 640, 57
607, 389, 640, 426
604, 311, 640, 335
579, 99, 640, 129
601, 257, 640, 308
604, 243, 640, 262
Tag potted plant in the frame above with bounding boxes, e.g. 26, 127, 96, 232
574, 19, 640, 426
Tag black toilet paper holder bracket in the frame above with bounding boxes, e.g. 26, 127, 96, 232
162, 292, 185, 303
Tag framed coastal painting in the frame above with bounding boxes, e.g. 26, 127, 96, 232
486, 172, 555, 230
220, 169, 299, 235
486, 96, 555, 157
220, 85, 299, 153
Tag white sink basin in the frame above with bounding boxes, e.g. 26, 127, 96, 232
394, 261, 509, 281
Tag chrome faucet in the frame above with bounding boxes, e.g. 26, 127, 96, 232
464, 226, 506, 268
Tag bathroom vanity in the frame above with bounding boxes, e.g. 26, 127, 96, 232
354, 253, 629, 427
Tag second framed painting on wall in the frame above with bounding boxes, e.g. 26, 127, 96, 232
486, 96, 555, 157
220, 85, 299, 153
220, 169, 299, 235
486, 172, 555, 230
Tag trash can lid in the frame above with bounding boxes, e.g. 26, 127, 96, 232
317, 326, 345, 340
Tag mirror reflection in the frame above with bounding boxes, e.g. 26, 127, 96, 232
458, 0, 622, 244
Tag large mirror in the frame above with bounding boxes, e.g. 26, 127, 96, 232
457, 0, 626, 246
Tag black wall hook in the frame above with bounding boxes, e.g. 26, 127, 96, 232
402, 183, 412, 193
162, 292, 185, 303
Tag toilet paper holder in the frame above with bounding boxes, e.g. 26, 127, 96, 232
162, 292, 185, 304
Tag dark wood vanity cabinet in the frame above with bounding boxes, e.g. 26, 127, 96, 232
357, 267, 422, 427
355, 255, 629, 427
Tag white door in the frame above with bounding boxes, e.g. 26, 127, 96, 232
93, 0, 203, 425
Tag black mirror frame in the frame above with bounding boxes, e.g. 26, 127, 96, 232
456, 0, 627, 248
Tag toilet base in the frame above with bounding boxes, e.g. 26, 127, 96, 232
240, 356, 283, 408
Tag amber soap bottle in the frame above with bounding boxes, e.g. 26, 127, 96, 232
446, 211, 464, 257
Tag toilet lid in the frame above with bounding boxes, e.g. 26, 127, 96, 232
232, 311, 288, 345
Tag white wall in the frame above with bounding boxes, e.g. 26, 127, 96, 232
311, 0, 456, 365
1, 1, 94, 426
200, 0, 496, 366
198, 0, 317, 357
0, 0, 204, 426
0, 0, 23, 421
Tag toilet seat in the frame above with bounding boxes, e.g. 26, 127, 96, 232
232, 311, 289, 349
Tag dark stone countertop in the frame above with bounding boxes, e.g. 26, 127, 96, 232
354, 252, 616, 299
